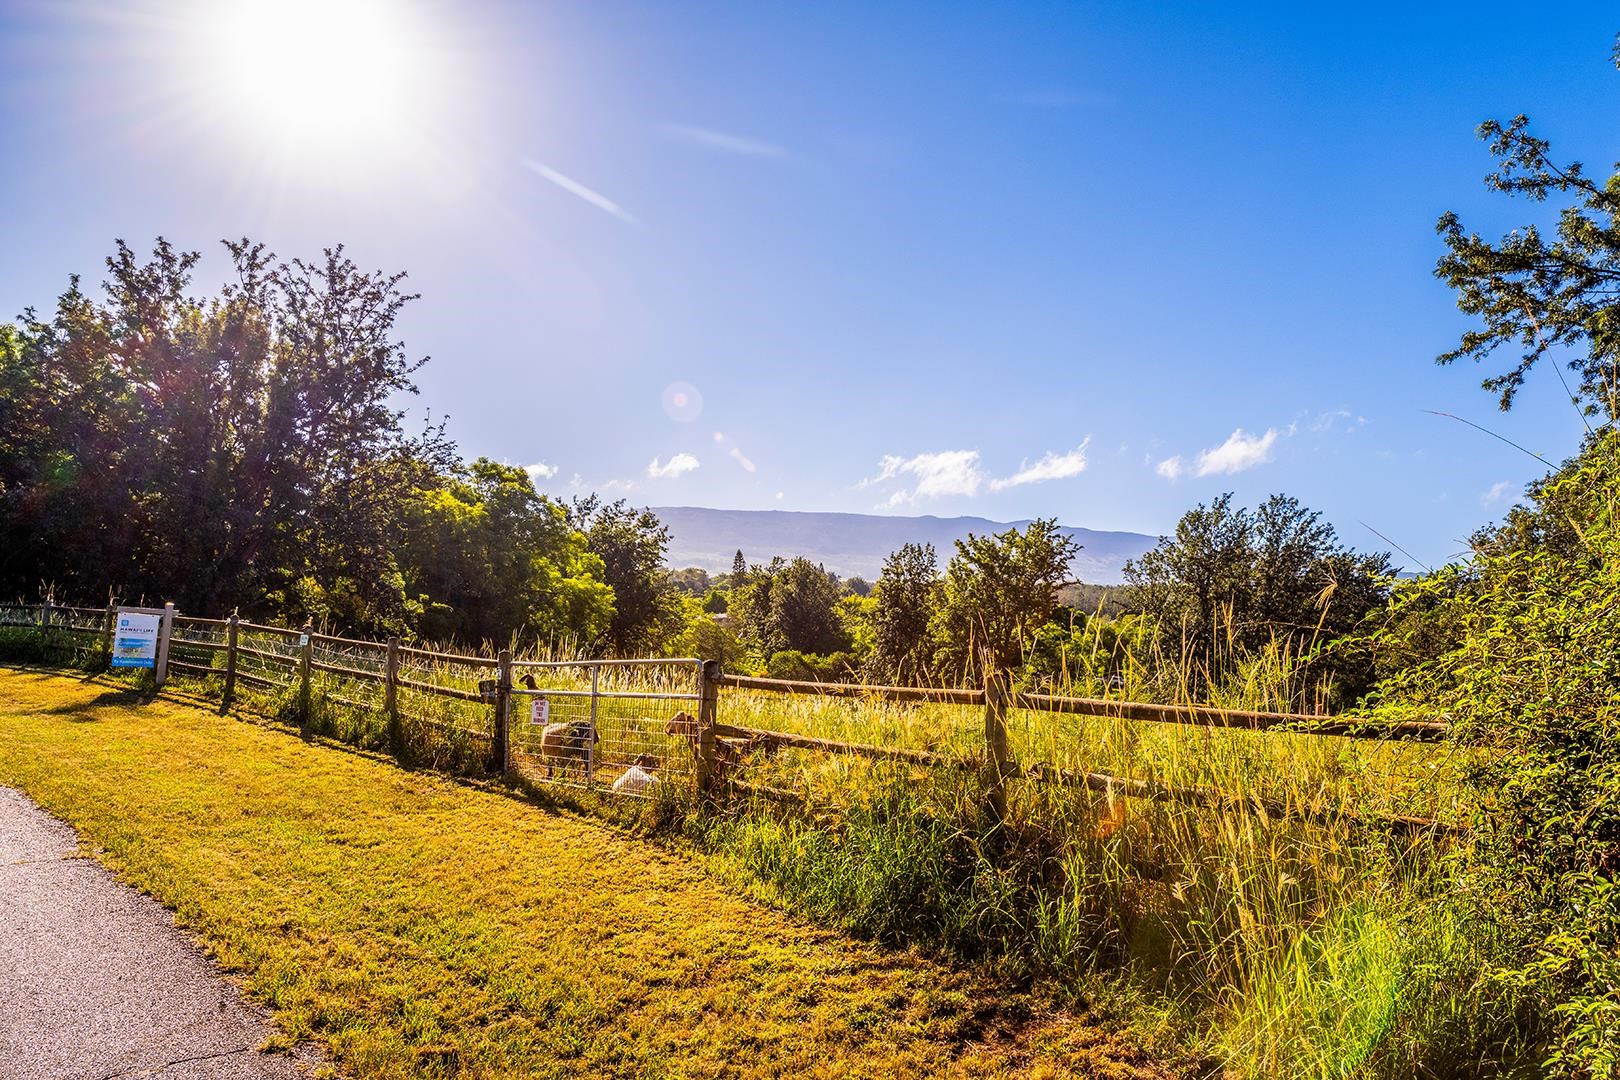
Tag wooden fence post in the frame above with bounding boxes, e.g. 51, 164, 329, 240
103, 603, 117, 669
223, 613, 239, 707
154, 602, 175, 688
297, 622, 313, 734
982, 664, 1012, 827
384, 636, 401, 753
695, 659, 722, 796
39, 597, 52, 660
492, 649, 512, 775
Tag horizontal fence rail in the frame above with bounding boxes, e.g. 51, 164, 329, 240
2, 597, 1456, 831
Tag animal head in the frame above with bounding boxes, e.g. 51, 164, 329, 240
632, 752, 658, 770
665, 711, 698, 738
571, 719, 600, 745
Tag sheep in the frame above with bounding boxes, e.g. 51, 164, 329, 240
611, 752, 660, 795
539, 718, 598, 778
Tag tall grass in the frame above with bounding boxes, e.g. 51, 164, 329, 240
697, 638, 1530, 1076
1, 612, 1536, 1074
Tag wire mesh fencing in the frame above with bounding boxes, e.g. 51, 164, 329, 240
510, 659, 703, 798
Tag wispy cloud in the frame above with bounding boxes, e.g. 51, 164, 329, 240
1480, 480, 1515, 506
1310, 407, 1368, 435
988, 440, 1090, 491
1156, 456, 1184, 480
524, 461, 558, 483
861, 450, 983, 505
647, 453, 700, 479
522, 159, 636, 223
1195, 428, 1279, 476
729, 446, 757, 473
661, 123, 787, 159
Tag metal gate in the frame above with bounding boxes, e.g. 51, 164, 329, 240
508, 658, 704, 797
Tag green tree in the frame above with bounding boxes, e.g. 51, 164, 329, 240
1124, 494, 1391, 701
398, 459, 612, 647
666, 567, 711, 597
1434, 45, 1620, 421
567, 497, 682, 655
0, 238, 449, 632
933, 520, 1080, 681
767, 558, 849, 655
865, 542, 941, 684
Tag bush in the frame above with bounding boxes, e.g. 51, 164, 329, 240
1374, 430, 1620, 1074
764, 649, 860, 682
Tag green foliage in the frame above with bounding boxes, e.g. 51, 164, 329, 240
1373, 431, 1620, 1074
1020, 611, 1149, 693
666, 605, 747, 668
731, 556, 849, 657
1125, 494, 1391, 705
933, 518, 1080, 681
0, 239, 452, 632
399, 459, 613, 648
666, 567, 711, 597
864, 542, 941, 684
763, 649, 860, 682
568, 496, 684, 655
1435, 40, 1620, 420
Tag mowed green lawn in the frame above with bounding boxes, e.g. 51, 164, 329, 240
0, 669, 1165, 1079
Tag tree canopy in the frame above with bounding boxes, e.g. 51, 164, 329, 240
1435, 46, 1620, 420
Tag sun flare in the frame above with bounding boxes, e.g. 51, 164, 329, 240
186, 0, 447, 157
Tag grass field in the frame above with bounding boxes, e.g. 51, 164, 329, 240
0, 667, 1169, 1079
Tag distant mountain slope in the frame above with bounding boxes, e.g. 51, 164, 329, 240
651, 507, 1159, 585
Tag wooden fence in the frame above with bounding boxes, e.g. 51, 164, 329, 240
0, 600, 1453, 832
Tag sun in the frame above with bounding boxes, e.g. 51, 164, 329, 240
190, 0, 444, 155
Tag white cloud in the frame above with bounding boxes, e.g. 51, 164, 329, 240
775, 491, 784, 500
1480, 480, 1515, 507
1195, 428, 1279, 477
647, 453, 700, 479
1311, 408, 1368, 435
523, 461, 557, 482
522, 159, 636, 224
1156, 456, 1184, 480
988, 440, 1090, 491
661, 123, 787, 159
729, 446, 756, 473
861, 449, 983, 504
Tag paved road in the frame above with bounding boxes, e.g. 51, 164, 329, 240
0, 786, 314, 1079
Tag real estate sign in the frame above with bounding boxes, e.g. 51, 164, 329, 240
111, 610, 160, 668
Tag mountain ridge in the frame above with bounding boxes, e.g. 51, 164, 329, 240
650, 506, 1160, 585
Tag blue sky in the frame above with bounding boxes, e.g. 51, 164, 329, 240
2, 1, 1615, 570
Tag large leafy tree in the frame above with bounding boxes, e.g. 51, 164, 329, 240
0, 238, 452, 628
1435, 44, 1620, 420
933, 519, 1080, 681
399, 459, 613, 647
767, 557, 849, 656
729, 556, 848, 657
1124, 494, 1391, 701
864, 542, 941, 684
567, 496, 683, 655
